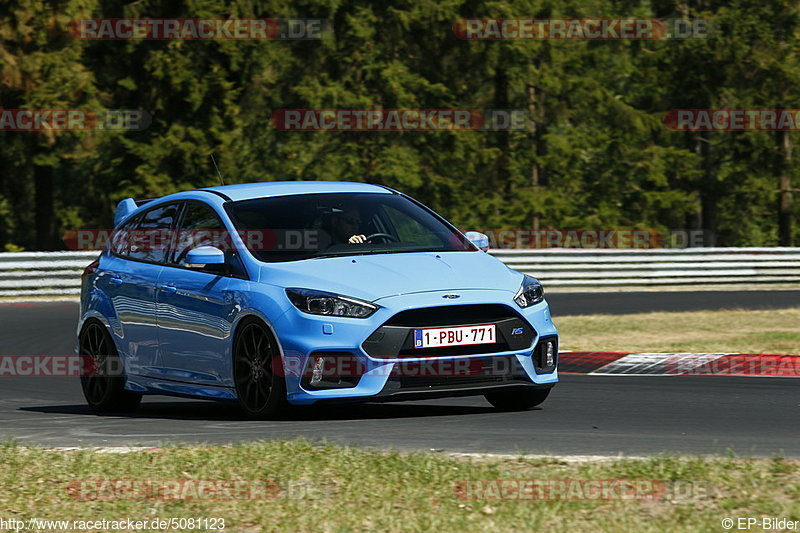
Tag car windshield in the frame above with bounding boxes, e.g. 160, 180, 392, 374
226, 192, 475, 262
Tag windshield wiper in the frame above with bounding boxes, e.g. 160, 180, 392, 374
309, 247, 453, 259
308, 249, 379, 259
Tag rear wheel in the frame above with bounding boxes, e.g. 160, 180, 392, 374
484, 388, 551, 411
233, 320, 289, 419
79, 321, 142, 412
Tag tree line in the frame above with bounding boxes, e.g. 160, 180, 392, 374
0, 0, 797, 251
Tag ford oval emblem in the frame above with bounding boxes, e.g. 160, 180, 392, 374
442, 294, 461, 299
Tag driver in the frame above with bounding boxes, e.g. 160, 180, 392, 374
330, 206, 366, 244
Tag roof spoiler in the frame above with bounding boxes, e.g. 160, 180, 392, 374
113, 197, 157, 226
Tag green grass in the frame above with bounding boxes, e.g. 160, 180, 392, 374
1, 440, 798, 532
556, 307, 800, 353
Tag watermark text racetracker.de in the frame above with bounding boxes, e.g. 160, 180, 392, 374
68, 18, 330, 40
454, 479, 720, 501
64, 228, 714, 251
666, 354, 800, 377
63, 228, 323, 252
66, 478, 328, 501
283, 354, 525, 380
665, 109, 800, 131
476, 229, 712, 249
271, 109, 526, 131
0, 355, 103, 378
1, 517, 225, 531
0, 109, 150, 132
453, 18, 711, 40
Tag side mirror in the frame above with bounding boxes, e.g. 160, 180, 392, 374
185, 245, 225, 267
464, 231, 490, 252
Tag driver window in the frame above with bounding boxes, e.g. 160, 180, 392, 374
172, 202, 228, 270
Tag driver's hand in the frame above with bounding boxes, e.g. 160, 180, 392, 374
348, 234, 367, 244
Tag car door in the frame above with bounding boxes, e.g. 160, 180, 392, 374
101, 202, 180, 378
153, 200, 240, 386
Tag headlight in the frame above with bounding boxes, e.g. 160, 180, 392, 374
514, 275, 544, 308
286, 288, 378, 318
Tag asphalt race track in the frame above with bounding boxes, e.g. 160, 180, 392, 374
0, 296, 798, 457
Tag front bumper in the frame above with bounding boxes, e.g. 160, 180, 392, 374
270, 289, 559, 405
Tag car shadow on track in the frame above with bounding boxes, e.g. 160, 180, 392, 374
20, 400, 500, 422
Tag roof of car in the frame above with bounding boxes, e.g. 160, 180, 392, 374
199, 181, 394, 201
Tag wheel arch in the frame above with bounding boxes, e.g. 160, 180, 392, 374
229, 311, 289, 379
77, 313, 120, 357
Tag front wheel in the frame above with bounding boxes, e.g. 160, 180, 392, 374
484, 388, 551, 411
233, 320, 289, 419
79, 321, 142, 412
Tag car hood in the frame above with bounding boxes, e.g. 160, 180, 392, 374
258, 251, 523, 302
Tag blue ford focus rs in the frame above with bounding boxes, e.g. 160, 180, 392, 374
78, 181, 558, 418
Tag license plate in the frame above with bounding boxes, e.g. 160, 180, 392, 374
413, 324, 496, 349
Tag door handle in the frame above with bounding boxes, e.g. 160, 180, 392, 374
161, 283, 177, 294
109, 274, 123, 285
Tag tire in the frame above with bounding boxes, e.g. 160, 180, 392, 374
233, 319, 289, 419
79, 321, 142, 412
484, 388, 551, 411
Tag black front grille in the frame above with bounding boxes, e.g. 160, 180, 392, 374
362, 304, 536, 359
384, 304, 521, 327
389, 356, 532, 389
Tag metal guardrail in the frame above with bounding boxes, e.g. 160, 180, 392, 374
1, 248, 800, 297
492, 247, 800, 287
0, 251, 98, 297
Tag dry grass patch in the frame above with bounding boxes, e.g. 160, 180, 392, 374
556, 308, 800, 353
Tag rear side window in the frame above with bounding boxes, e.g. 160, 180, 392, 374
127, 203, 181, 264
109, 215, 140, 257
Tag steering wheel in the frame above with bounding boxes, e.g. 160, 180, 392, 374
365, 233, 399, 243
